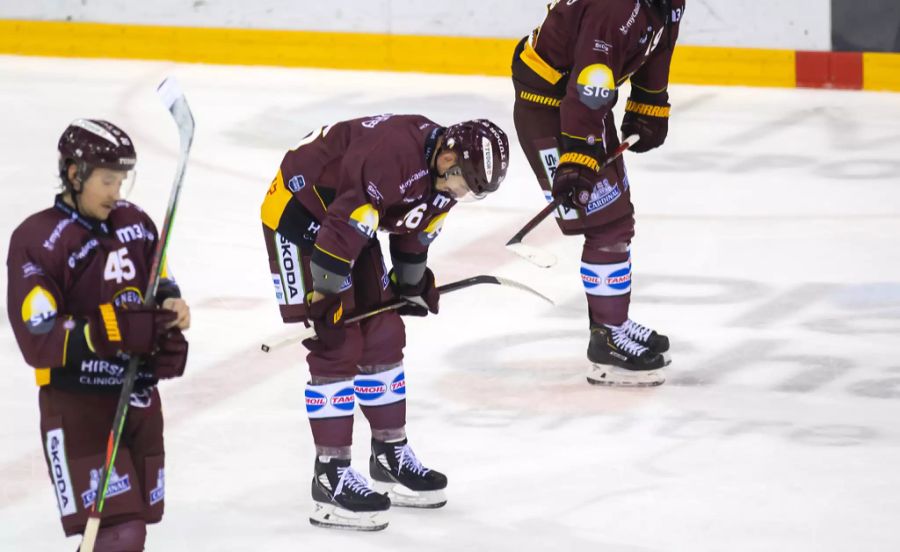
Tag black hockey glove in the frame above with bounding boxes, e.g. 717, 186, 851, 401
390, 268, 440, 317
303, 293, 346, 351
620, 87, 670, 153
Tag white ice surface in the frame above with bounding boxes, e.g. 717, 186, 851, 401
1, 55, 899, 551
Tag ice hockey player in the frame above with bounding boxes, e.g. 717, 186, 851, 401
260, 114, 509, 530
5, 119, 190, 551
511, 0, 685, 386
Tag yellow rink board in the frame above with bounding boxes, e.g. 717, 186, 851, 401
1, 19, 898, 91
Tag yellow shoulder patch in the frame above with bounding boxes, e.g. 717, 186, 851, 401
576, 64, 617, 110
21, 286, 57, 335
419, 212, 448, 246
348, 203, 380, 239
261, 169, 293, 230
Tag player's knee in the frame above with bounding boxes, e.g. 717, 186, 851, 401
583, 239, 630, 264
90, 519, 147, 552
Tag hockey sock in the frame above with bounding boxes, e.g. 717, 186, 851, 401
355, 364, 406, 432
581, 244, 631, 326
306, 379, 355, 448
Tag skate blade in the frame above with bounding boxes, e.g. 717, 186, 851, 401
372, 480, 447, 509
309, 502, 389, 531
586, 364, 666, 387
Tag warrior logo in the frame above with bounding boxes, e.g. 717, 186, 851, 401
45, 428, 76, 516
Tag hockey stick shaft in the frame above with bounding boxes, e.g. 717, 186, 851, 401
260, 274, 552, 353
505, 134, 639, 248
81, 78, 195, 552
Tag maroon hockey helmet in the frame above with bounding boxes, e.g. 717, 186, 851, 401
58, 119, 137, 186
442, 119, 509, 198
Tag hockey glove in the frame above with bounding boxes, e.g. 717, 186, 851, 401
147, 329, 189, 379
552, 153, 605, 210
390, 268, 440, 317
303, 293, 346, 351
86, 303, 177, 358
620, 88, 670, 153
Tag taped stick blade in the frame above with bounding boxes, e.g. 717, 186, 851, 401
156, 77, 184, 110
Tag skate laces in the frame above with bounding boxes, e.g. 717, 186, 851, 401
608, 324, 649, 356
623, 319, 654, 343
334, 466, 374, 497
395, 444, 430, 477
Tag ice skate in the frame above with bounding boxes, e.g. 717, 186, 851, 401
622, 319, 670, 361
310, 457, 390, 531
370, 438, 447, 508
586, 323, 667, 387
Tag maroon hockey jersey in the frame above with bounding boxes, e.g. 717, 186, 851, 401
6, 196, 177, 390
261, 114, 456, 290
515, 0, 684, 153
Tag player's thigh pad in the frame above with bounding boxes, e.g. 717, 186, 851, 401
360, 312, 405, 366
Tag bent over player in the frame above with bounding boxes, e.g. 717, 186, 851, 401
512, 0, 685, 386
260, 114, 508, 530
6, 120, 190, 551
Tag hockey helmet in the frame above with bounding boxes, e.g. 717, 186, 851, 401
441, 119, 509, 198
58, 119, 137, 186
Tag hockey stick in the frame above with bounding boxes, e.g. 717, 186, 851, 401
80, 77, 195, 552
504, 134, 640, 268
260, 274, 553, 353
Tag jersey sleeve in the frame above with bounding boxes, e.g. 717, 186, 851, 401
310, 143, 403, 294
628, 5, 683, 100
6, 234, 74, 370
559, 6, 627, 150
388, 232, 429, 286
140, 211, 181, 304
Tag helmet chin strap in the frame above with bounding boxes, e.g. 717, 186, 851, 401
66, 162, 92, 217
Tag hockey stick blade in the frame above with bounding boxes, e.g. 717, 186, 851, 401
81, 79, 195, 552
261, 274, 553, 352
504, 134, 639, 268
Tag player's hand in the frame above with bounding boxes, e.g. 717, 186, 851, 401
620, 95, 670, 153
391, 268, 440, 317
303, 292, 346, 350
147, 329, 189, 379
161, 297, 191, 330
87, 303, 176, 358
552, 161, 598, 209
